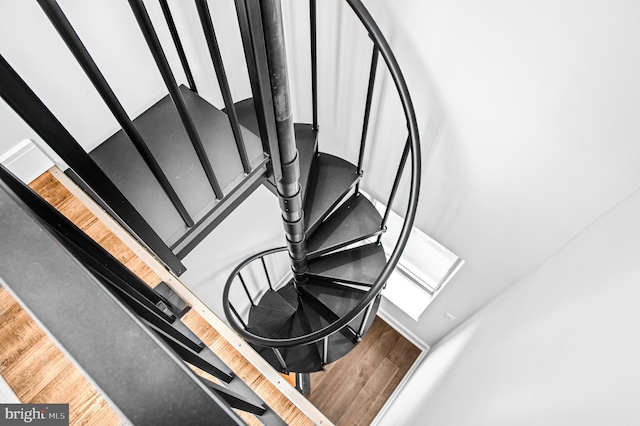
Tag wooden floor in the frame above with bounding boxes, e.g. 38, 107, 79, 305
309, 317, 421, 425
0, 170, 310, 425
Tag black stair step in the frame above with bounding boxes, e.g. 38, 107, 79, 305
277, 281, 299, 311
304, 153, 359, 236
247, 306, 292, 338
233, 98, 317, 202
90, 86, 264, 246
306, 193, 383, 259
270, 306, 323, 373
307, 243, 386, 286
300, 279, 366, 318
256, 289, 296, 316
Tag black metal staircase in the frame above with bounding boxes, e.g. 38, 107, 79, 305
0, 0, 421, 420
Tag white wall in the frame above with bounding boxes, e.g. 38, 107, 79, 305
378, 185, 640, 425
322, 0, 640, 344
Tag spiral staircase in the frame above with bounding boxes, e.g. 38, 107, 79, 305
0, 0, 421, 422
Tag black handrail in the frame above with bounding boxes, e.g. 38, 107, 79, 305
223, 0, 421, 348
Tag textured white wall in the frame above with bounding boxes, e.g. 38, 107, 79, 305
378, 185, 640, 425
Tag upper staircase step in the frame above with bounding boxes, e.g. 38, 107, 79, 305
307, 243, 386, 286
306, 193, 383, 259
90, 86, 264, 246
304, 153, 359, 236
300, 279, 366, 319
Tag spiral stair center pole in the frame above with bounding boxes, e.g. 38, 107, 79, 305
261, 0, 308, 286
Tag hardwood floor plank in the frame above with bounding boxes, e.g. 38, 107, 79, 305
337, 358, 398, 426
307, 317, 422, 424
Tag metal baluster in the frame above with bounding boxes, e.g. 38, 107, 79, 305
229, 303, 248, 329
37, 0, 194, 228
355, 45, 379, 194
272, 348, 288, 373
0, 55, 186, 274
127, 0, 223, 199
233, 0, 282, 181
195, 0, 251, 174
310, 0, 318, 130
261, 257, 273, 291
377, 136, 410, 244
322, 336, 328, 364
357, 301, 375, 341
238, 272, 255, 307
158, 0, 198, 93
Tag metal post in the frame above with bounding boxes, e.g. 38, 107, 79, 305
37, 0, 194, 228
322, 336, 328, 364
378, 136, 410, 244
229, 303, 248, 329
261, 257, 273, 291
309, 0, 318, 130
238, 272, 255, 307
0, 55, 186, 275
195, 0, 251, 174
272, 348, 288, 373
355, 45, 379, 194
233, 0, 282, 181
261, 0, 308, 285
128, 0, 224, 199
357, 301, 375, 341
158, 0, 198, 93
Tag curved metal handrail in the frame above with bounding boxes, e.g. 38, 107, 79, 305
223, 0, 421, 348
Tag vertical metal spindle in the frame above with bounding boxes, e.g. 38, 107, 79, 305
37, 0, 194, 228
233, 0, 282, 181
195, 0, 251, 174
272, 348, 288, 373
261, 257, 273, 291
322, 336, 328, 364
378, 136, 411, 244
309, 0, 318, 130
127, 0, 224, 199
158, 0, 198, 93
237, 273, 255, 307
357, 301, 375, 340
0, 55, 186, 275
355, 45, 379, 194
229, 303, 248, 329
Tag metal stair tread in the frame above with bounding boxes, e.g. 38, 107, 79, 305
271, 306, 323, 372
276, 281, 299, 311
255, 289, 297, 316
90, 86, 264, 245
306, 193, 383, 259
247, 308, 293, 338
304, 153, 359, 236
307, 242, 386, 286
300, 279, 366, 319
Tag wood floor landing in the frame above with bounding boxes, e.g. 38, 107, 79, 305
309, 317, 421, 425
0, 170, 311, 425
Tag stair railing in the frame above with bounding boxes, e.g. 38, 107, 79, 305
223, 0, 421, 351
